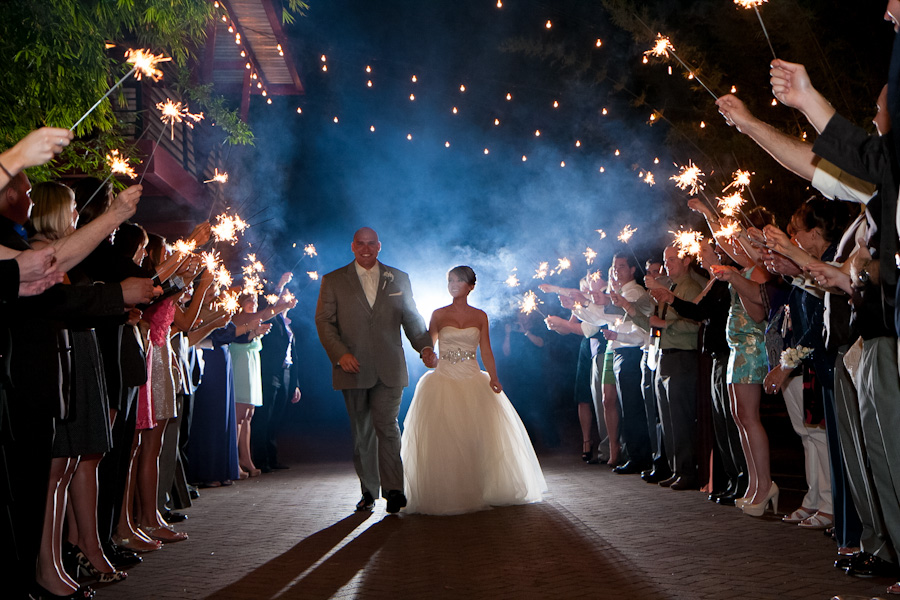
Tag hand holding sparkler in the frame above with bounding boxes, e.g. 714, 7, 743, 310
0, 128, 74, 178
277, 271, 294, 292
769, 60, 835, 132
715, 95, 757, 133
708, 264, 740, 283
763, 251, 803, 277
187, 221, 212, 247
649, 287, 676, 306
108, 185, 143, 223
761, 224, 794, 256
121, 277, 162, 306
804, 261, 853, 294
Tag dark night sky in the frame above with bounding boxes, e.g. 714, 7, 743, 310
226, 0, 894, 431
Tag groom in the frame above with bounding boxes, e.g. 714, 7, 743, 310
315, 227, 435, 513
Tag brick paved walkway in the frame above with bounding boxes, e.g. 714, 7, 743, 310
96, 446, 895, 600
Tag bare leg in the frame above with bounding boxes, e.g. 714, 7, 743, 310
136, 420, 186, 542
36, 457, 78, 595
578, 402, 593, 456
733, 383, 770, 503
68, 454, 115, 573
238, 404, 259, 475
115, 430, 158, 551
235, 406, 249, 479
729, 385, 755, 501
602, 383, 620, 465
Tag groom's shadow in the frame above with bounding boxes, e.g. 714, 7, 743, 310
206, 512, 403, 599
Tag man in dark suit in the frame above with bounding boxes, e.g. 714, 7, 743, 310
254, 272, 302, 472
315, 227, 434, 513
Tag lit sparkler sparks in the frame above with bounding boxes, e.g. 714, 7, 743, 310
283, 289, 297, 302
217, 289, 241, 314
670, 161, 706, 195
519, 290, 544, 315
265, 294, 279, 305
125, 48, 171, 81
106, 149, 136, 179
204, 168, 229, 184
214, 265, 233, 290
734, 0, 766, 6
307, 271, 319, 281
589, 270, 603, 282
304, 243, 318, 257
715, 220, 742, 239
643, 171, 656, 186
618, 225, 637, 244
533, 261, 549, 280
724, 169, 753, 192
596, 229, 607, 239
717, 191, 747, 217
211, 213, 249, 245
172, 239, 197, 255
555, 257, 571, 273
245, 253, 265, 273
505, 272, 520, 287
156, 99, 204, 140
584, 247, 597, 265
644, 34, 673, 59
671, 228, 704, 258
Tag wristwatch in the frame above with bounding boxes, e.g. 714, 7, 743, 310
857, 268, 870, 286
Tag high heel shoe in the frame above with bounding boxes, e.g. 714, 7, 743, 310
74, 548, 128, 583
32, 583, 95, 599
111, 533, 162, 553
140, 523, 188, 543
741, 482, 779, 517
240, 464, 262, 477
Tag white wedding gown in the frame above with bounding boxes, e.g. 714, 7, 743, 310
401, 326, 547, 515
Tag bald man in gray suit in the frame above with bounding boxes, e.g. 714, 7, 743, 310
316, 227, 435, 513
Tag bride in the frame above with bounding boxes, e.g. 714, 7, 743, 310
401, 266, 547, 515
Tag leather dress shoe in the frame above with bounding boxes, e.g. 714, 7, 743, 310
162, 510, 187, 524
613, 460, 649, 475
188, 485, 200, 500
844, 552, 897, 577
385, 490, 407, 514
670, 477, 699, 491
658, 474, 678, 488
834, 552, 863, 570
105, 543, 142, 569
716, 493, 737, 506
355, 492, 375, 512
641, 469, 671, 484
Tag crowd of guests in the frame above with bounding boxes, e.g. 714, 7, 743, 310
0, 128, 302, 599
538, 51, 900, 596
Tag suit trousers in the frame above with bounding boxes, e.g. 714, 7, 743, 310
656, 350, 699, 480
834, 346, 895, 561
253, 367, 291, 469
640, 350, 666, 471
858, 337, 900, 560
343, 380, 404, 498
783, 376, 832, 514
710, 354, 745, 490
613, 347, 651, 465
97, 386, 138, 545
158, 395, 191, 512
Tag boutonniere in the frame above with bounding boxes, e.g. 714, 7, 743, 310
381, 270, 394, 290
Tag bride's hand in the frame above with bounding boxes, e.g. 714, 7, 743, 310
489, 379, 502, 394
421, 347, 438, 368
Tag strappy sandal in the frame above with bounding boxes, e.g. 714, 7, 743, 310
798, 512, 834, 529
887, 581, 900, 595
140, 524, 188, 543
782, 507, 814, 524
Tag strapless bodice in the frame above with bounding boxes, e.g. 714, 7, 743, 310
438, 326, 480, 353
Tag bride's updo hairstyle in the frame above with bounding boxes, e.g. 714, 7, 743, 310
448, 265, 476, 286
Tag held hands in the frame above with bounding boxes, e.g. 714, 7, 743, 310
648, 315, 667, 329
421, 347, 438, 368
762, 225, 793, 255
125, 308, 143, 326
602, 329, 618, 341
687, 197, 715, 220
18, 272, 65, 297
763, 250, 803, 277
715, 94, 755, 132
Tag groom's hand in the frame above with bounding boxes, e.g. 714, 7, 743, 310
421, 347, 437, 368
338, 353, 360, 373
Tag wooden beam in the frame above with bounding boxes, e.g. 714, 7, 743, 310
260, 0, 305, 94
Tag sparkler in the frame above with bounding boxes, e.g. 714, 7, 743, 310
204, 169, 229, 184
214, 265, 233, 290
670, 161, 706, 196
533, 261, 549, 280
172, 239, 197, 255
644, 34, 718, 100
724, 169, 753, 192
70, 49, 171, 132
265, 294, 279, 305
671, 228, 704, 258
553, 257, 571, 274
734, 0, 777, 59
304, 243, 318, 257
717, 191, 747, 218
211, 213, 249, 245
80, 149, 138, 211
642, 171, 656, 187
217, 289, 241, 314
519, 290, 546, 317
583, 247, 597, 265
618, 225, 637, 244
307, 271, 319, 281
596, 229, 607, 240
714, 219, 742, 239
157, 99, 204, 141
505, 272, 520, 287
283, 289, 297, 302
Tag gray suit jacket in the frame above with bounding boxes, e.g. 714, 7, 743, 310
315, 261, 431, 390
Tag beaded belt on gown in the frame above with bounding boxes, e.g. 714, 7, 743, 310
439, 349, 476, 364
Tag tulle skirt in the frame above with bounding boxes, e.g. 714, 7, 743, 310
401, 362, 547, 516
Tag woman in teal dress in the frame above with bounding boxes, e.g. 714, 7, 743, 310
229, 294, 269, 478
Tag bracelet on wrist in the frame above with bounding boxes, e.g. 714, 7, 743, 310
0, 160, 12, 180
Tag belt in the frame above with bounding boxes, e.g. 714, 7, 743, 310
440, 349, 476, 364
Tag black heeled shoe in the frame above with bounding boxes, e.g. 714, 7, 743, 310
74, 547, 128, 583
32, 583, 95, 599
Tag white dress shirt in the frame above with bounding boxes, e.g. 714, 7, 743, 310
355, 261, 379, 307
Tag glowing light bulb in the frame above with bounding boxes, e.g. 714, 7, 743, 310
772, 99, 778, 106
802, 131, 807, 140
266, 98, 272, 104
553, 100, 559, 108
534, 130, 541, 137
445, 141, 450, 148
240, 50, 246, 57
700, 121, 706, 128
235, 34, 240, 44
545, 20, 552, 29
506, 92, 512, 101
668, 66, 672, 75
688, 73, 694, 79
245, 62, 251, 69
484, 148, 489, 154
494, 118, 500, 126
370, 125, 375, 132
322, 65, 327, 72
452, 107, 458, 114
297, 107, 302, 114
367, 80, 372, 87
411, 75, 417, 82
650, 113, 656, 121
642, 56, 648, 64
409, 93, 415, 101
333, 116, 339, 123
497, 0, 502, 7
221, 14, 227, 21
602, 108, 608, 115
596, 39, 602, 47
320, 55, 326, 62
522, 155, 527, 162
599, 166, 605, 173
214, 1, 219, 7
730, 85, 737, 93
228, 26, 234, 33
614, 149, 620, 156
560, 161, 566, 167
407, 133, 412, 140
575, 140, 581, 147
459, 84, 466, 92
256, 82, 262, 88
654, 157, 659, 164
261, 90, 267, 96
251, 72, 257, 80
366, 65, 371, 73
